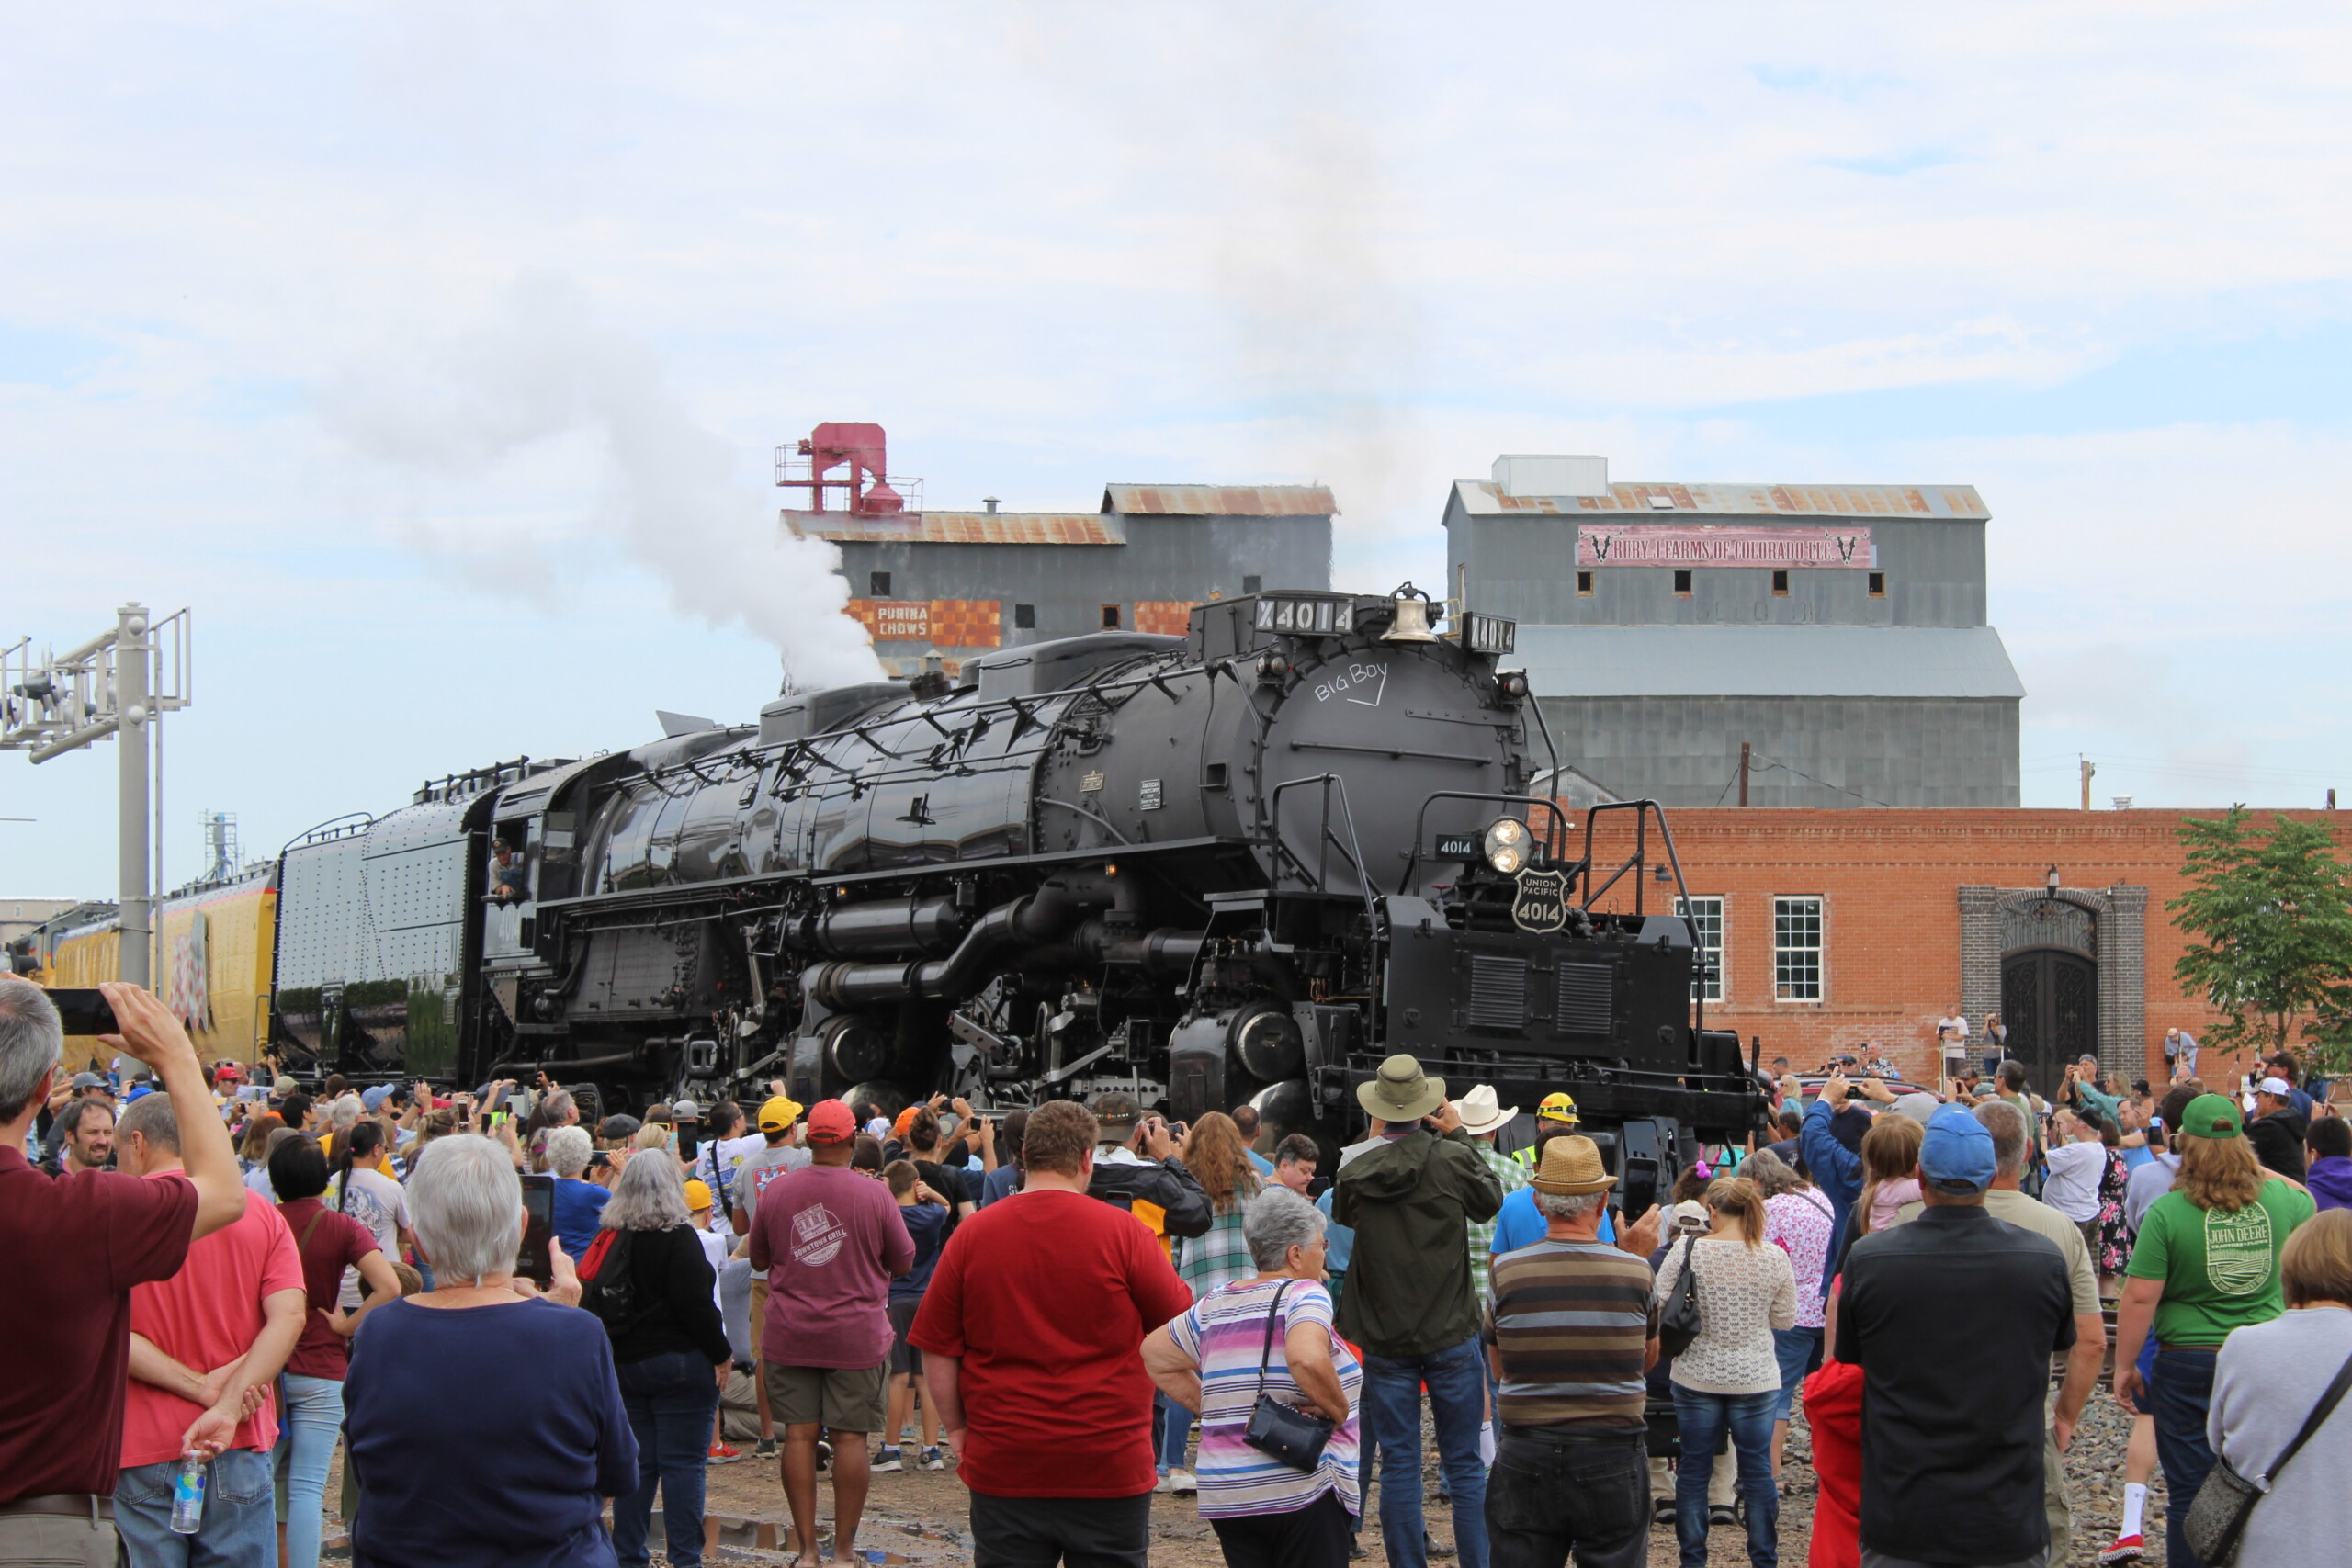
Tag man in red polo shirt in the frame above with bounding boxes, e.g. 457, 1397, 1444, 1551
0, 980, 245, 1567
111, 1089, 307, 1563
911, 1100, 1193, 1568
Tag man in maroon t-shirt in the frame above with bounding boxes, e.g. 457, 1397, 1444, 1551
911, 1099, 1193, 1568
747, 1098, 914, 1567
0, 980, 245, 1567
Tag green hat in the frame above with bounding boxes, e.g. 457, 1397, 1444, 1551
2177, 1093, 2244, 1141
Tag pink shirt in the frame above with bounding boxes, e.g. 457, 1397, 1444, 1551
747, 1165, 914, 1370
123, 1185, 305, 1466
1765, 1190, 1836, 1329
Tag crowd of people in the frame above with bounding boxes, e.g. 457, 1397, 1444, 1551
8, 969, 2352, 1568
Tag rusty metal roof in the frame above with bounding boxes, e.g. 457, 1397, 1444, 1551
1451, 480, 1987, 521
1103, 484, 1338, 517
782, 511, 1125, 546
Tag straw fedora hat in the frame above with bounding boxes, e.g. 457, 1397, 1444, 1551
1357, 1054, 1446, 1123
1453, 1084, 1517, 1136
1530, 1134, 1618, 1196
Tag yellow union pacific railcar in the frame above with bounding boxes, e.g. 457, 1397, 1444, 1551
28, 868, 277, 1066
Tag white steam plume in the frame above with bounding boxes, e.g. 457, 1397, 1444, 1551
320, 270, 884, 693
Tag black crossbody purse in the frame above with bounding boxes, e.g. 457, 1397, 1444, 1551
1240, 1280, 1336, 1472
2184, 1346, 2352, 1565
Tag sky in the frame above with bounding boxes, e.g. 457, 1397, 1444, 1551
5, 3, 2352, 896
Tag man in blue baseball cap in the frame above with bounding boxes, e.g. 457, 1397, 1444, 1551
1836, 1103, 2077, 1568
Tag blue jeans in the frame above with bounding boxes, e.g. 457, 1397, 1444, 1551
2152, 1347, 2219, 1568
273, 1373, 345, 1568
613, 1349, 722, 1568
1154, 1391, 1191, 1472
1671, 1387, 1776, 1568
117, 1447, 277, 1567
1770, 1327, 1822, 1422
1362, 1335, 1488, 1568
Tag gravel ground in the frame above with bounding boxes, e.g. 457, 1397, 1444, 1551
313, 1395, 2170, 1565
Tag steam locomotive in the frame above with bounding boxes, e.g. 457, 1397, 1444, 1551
267, 588, 1765, 1168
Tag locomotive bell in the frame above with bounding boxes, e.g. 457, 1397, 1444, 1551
1380, 592, 1439, 645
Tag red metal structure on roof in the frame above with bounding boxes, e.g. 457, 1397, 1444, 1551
774, 422, 913, 514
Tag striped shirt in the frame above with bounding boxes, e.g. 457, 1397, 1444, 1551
1164, 1277, 1362, 1520
1177, 1205, 1256, 1301
1469, 1145, 1531, 1309
1485, 1238, 1654, 1430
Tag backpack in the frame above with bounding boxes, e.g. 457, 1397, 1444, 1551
579, 1229, 661, 1337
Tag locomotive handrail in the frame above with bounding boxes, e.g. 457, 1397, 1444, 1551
1266, 773, 1379, 928
1396, 791, 1577, 897
1576, 799, 1704, 1032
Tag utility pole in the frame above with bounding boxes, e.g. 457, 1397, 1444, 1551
2080, 756, 2096, 812
1738, 741, 1750, 807
1, 605, 191, 988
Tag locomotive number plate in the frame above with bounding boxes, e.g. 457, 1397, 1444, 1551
1434, 832, 1481, 860
1257, 596, 1354, 635
1511, 867, 1570, 933
1463, 613, 1517, 655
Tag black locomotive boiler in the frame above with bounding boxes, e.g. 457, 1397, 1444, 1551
266, 588, 1765, 1165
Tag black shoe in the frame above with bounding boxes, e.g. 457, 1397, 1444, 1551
1652, 1497, 1675, 1527
1709, 1504, 1739, 1529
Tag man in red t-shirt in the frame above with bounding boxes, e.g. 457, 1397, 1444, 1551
0, 980, 246, 1568
911, 1100, 1193, 1568
747, 1099, 914, 1566
111, 1090, 307, 1563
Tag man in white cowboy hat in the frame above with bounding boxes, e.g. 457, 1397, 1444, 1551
1453, 1084, 1527, 1312
1486, 1134, 1658, 1568
1332, 1055, 1506, 1568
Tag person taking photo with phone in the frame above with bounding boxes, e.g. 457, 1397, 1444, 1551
0, 979, 247, 1568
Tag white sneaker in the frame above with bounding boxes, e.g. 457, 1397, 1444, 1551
1154, 1472, 1176, 1494
1169, 1468, 1198, 1495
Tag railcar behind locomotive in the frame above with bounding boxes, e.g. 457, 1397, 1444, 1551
265, 588, 1765, 1168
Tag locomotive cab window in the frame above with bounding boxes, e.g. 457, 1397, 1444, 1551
868, 570, 892, 597
1101, 604, 1122, 629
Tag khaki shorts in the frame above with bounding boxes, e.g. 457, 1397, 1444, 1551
762, 1359, 887, 1434
749, 1278, 767, 1359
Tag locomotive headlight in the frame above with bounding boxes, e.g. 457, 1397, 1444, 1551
1484, 817, 1530, 874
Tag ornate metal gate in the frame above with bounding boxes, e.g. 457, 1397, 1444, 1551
2002, 946, 2098, 1096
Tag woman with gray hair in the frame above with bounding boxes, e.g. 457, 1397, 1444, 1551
1143, 1186, 1363, 1567
585, 1145, 730, 1568
341, 1134, 637, 1567
544, 1122, 610, 1258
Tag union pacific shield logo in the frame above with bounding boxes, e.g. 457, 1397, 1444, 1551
1511, 868, 1569, 934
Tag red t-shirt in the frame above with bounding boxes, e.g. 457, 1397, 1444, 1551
909, 1188, 1193, 1497
276, 1197, 380, 1380
747, 1164, 914, 1370
0, 1146, 197, 1502
123, 1184, 305, 1467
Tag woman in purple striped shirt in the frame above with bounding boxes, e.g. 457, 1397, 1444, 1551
1144, 1187, 1363, 1568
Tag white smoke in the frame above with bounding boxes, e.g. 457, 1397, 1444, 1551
319, 270, 884, 692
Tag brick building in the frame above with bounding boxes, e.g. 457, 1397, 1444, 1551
1584, 806, 2346, 1097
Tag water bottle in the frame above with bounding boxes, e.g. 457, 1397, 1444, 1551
170, 1454, 206, 1534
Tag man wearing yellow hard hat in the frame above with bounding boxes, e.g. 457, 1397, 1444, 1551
1510, 1091, 1579, 1169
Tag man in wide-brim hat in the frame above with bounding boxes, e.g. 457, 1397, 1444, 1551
1485, 1131, 1660, 1568
1333, 1055, 1506, 1567
1453, 1085, 1531, 1319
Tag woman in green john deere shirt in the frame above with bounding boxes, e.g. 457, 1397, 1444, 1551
2113, 1093, 2315, 1568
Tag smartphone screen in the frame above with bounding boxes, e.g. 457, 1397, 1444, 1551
47, 988, 118, 1036
517, 1174, 556, 1288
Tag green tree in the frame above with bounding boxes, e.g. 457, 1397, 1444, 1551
2168, 807, 2352, 1071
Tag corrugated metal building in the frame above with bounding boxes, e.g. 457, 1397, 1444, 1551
1447, 458, 2022, 807
786, 482, 1335, 676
